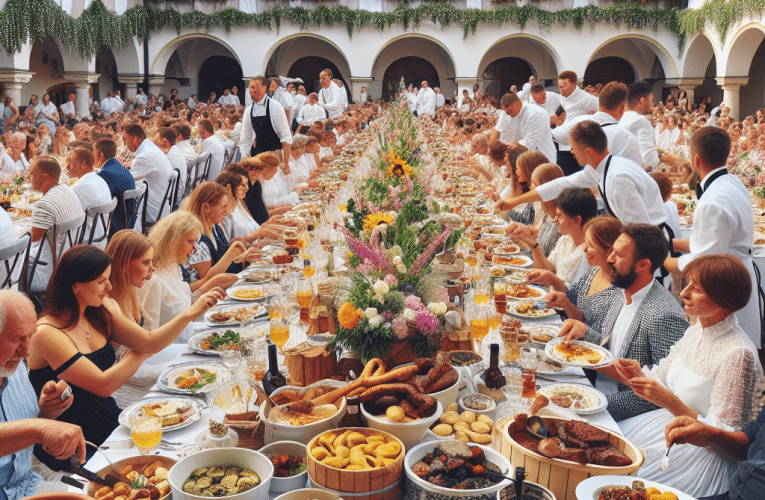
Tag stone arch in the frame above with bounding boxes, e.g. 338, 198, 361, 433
586, 34, 678, 82
584, 57, 637, 86
151, 33, 242, 76
263, 33, 352, 86
724, 23, 765, 77
682, 31, 717, 79
477, 34, 562, 83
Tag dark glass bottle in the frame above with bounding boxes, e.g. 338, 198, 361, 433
339, 396, 367, 428
262, 342, 287, 396
484, 343, 506, 389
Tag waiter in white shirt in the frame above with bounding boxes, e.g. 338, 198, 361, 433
527, 83, 563, 126
416, 80, 437, 118
517, 75, 536, 101
556, 71, 598, 175
664, 127, 762, 348
489, 92, 556, 162
318, 69, 345, 120
238, 76, 292, 164
552, 82, 643, 166
435, 88, 445, 109
333, 80, 348, 111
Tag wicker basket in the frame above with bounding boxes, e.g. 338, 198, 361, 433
493, 417, 644, 500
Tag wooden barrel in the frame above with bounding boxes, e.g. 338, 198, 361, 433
306, 428, 404, 500
494, 417, 644, 500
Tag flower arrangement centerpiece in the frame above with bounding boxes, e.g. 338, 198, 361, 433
330, 98, 462, 364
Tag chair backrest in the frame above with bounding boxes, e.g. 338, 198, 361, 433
85, 197, 118, 246
50, 214, 86, 265
224, 145, 239, 167
123, 181, 148, 233
191, 151, 212, 191
171, 167, 183, 211
147, 169, 179, 231
0, 232, 30, 290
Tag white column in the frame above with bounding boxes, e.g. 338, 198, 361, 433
148, 76, 165, 97
118, 75, 143, 102
64, 72, 100, 119
0, 71, 34, 106
350, 77, 373, 104
716, 77, 749, 120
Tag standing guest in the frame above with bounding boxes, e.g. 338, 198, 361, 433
239, 76, 292, 162
527, 82, 564, 126
27, 246, 222, 471
556, 71, 598, 175
416, 80, 437, 118
95, 138, 136, 235
490, 92, 556, 163
65, 147, 111, 245
0, 291, 86, 499
318, 69, 345, 119
359, 86, 368, 104
122, 123, 172, 227
155, 127, 187, 199
60, 92, 78, 128
664, 127, 761, 348
333, 79, 349, 111
26, 156, 85, 293
434, 87, 445, 109
199, 119, 226, 180
34, 94, 58, 138
268, 78, 295, 123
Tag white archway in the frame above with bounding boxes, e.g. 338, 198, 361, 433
682, 31, 718, 79
263, 33, 351, 84
477, 35, 562, 81
724, 23, 765, 77
586, 34, 678, 82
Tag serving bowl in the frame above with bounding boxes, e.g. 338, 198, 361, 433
259, 385, 347, 445
272, 489, 340, 500
258, 440, 308, 494
361, 401, 443, 451
167, 447, 273, 500
84, 455, 176, 500
428, 369, 462, 409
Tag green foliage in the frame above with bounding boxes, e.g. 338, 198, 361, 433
345, 273, 373, 309
383, 290, 406, 314
330, 320, 394, 362
344, 198, 367, 239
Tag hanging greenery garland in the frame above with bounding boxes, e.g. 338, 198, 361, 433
0, 0, 749, 61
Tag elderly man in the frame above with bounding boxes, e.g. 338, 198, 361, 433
1, 132, 29, 174
318, 70, 345, 120
66, 147, 111, 245
122, 123, 172, 226
0, 292, 86, 500
490, 92, 556, 162
416, 80, 437, 118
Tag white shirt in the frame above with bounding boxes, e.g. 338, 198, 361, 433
271, 88, 295, 118
536, 154, 667, 226
138, 265, 192, 331
664, 200, 682, 242
60, 100, 77, 119
100, 96, 123, 117
1, 153, 23, 175
263, 171, 300, 207
176, 140, 199, 168
620, 110, 661, 168
130, 138, 173, 224
436, 93, 445, 108
166, 145, 188, 197
552, 111, 643, 166
406, 91, 418, 113
297, 103, 327, 125
292, 94, 307, 123
416, 87, 437, 117
318, 82, 345, 119
227, 203, 260, 239
135, 93, 148, 106
287, 155, 311, 188
610, 280, 653, 359
238, 95, 292, 158
71, 171, 111, 244
201, 134, 226, 180
559, 87, 598, 151
230, 122, 242, 144
493, 103, 556, 162
0, 207, 19, 288
528, 91, 563, 117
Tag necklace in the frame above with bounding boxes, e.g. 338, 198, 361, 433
79, 319, 91, 340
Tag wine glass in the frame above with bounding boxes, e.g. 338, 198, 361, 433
469, 304, 489, 353
519, 346, 539, 403
473, 277, 490, 306
270, 317, 290, 351
130, 411, 162, 455
295, 277, 314, 325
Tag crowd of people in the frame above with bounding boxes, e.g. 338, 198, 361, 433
1, 66, 765, 500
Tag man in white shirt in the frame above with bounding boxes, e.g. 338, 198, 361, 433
135, 88, 148, 107
187, 94, 197, 110
556, 70, 598, 175
561, 223, 687, 421
498, 120, 667, 229
171, 122, 199, 172
318, 69, 345, 120
239, 76, 292, 163
552, 82, 643, 166
199, 119, 226, 180
527, 83, 563, 125
268, 78, 295, 123
122, 123, 172, 225
100, 91, 124, 117
416, 80, 437, 118
406, 86, 418, 114
664, 127, 761, 347
333, 79, 349, 111
292, 86, 308, 131
359, 86, 368, 104
297, 93, 327, 128
489, 92, 556, 162
60, 92, 78, 127
155, 127, 187, 206
517, 75, 536, 101
65, 147, 111, 245
434, 88, 445, 109
218, 89, 235, 106
230, 86, 241, 106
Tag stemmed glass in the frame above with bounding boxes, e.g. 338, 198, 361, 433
130, 411, 162, 455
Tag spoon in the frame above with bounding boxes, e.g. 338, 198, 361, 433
660, 443, 673, 471
526, 415, 552, 439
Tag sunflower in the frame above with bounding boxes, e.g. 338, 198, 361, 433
363, 212, 394, 232
387, 153, 413, 178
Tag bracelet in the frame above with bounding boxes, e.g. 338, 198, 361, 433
532, 242, 539, 249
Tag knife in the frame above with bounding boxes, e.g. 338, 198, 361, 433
69, 459, 120, 488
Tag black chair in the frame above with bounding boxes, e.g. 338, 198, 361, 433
190, 151, 212, 191
145, 170, 179, 233
84, 197, 118, 247
0, 232, 30, 290
123, 181, 148, 234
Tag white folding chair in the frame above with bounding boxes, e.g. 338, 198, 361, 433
85, 197, 118, 247
123, 181, 148, 234
0, 232, 30, 290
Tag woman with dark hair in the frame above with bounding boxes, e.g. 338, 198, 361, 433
216, 172, 281, 244
26, 245, 223, 470
607, 254, 762, 498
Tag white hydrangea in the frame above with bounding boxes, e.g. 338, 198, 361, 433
427, 302, 448, 316
364, 307, 378, 320
396, 263, 407, 274
373, 280, 389, 295
392, 256, 403, 265
403, 308, 417, 321
368, 315, 384, 327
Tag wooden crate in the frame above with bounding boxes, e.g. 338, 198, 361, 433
307, 428, 404, 500
284, 342, 337, 387
493, 417, 644, 500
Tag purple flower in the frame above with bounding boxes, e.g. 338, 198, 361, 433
382, 311, 396, 322
405, 295, 424, 311
384, 274, 398, 287
415, 309, 439, 334
357, 259, 376, 275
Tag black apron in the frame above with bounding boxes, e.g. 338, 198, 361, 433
250, 97, 282, 157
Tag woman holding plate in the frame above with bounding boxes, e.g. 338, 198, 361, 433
27, 245, 224, 471
612, 255, 762, 498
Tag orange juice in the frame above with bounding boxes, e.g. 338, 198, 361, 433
303, 265, 315, 278
296, 291, 313, 308
270, 323, 289, 350
489, 314, 502, 330
474, 294, 489, 306
470, 318, 489, 342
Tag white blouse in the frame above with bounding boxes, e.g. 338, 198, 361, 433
138, 265, 193, 331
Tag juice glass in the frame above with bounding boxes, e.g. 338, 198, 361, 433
520, 346, 539, 400
474, 278, 490, 306
130, 411, 162, 455
270, 317, 289, 351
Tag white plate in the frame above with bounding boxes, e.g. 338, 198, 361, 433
545, 338, 615, 369
226, 283, 278, 302
157, 362, 228, 394
494, 254, 533, 268
506, 302, 558, 319
494, 244, 522, 255
505, 284, 548, 302
118, 397, 202, 432
505, 270, 531, 284
187, 327, 246, 355
538, 383, 607, 415
203, 303, 265, 326
575, 475, 696, 500
522, 324, 560, 346
535, 352, 575, 375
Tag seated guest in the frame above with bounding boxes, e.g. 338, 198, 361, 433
95, 138, 136, 235
171, 122, 199, 171
27, 246, 223, 470
0, 291, 86, 498
65, 147, 111, 246
296, 93, 326, 130
511, 187, 597, 288
613, 255, 761, 498
0, 132, 29, 174
544, 216, 622, 328
319, 130, 336, 160
199, 119, 225, 180
140, 212, 236, 330
0, 207, 19, 288
216, 172, 281, 244
122, 123, 172, 227
561, 223, 688, 421
155, 127, 187, 202
505, 150, 548, 226
286, 134, 311, 186
245, 153, 293, 222
184, 181, 259, 281
484, 144, 525, 202
27, 156, 85, 293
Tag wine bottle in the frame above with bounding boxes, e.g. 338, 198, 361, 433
338, 396, 367, 428
262, 342, 287, 396
484, 343, 506, 389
